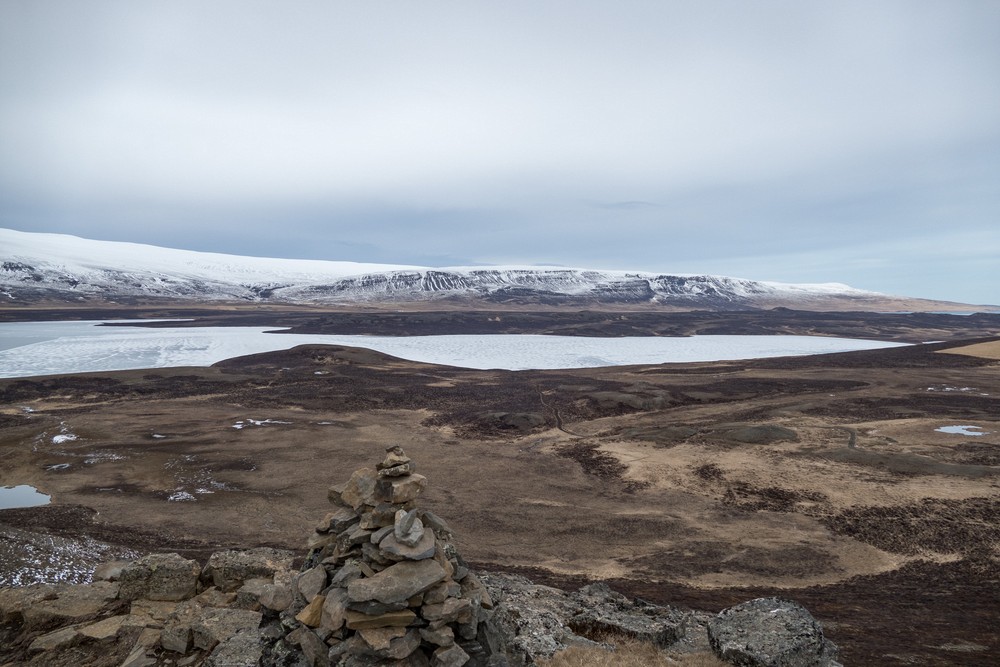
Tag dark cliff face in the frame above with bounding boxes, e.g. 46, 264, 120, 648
277, 270, 785, 308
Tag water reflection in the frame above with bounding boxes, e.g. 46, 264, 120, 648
0, 485, 51, 509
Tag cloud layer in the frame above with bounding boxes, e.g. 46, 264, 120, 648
2, 1, 997, 303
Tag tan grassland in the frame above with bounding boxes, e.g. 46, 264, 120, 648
0, 311, 997, 666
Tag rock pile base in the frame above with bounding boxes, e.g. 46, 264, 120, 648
260, 446, 502, 667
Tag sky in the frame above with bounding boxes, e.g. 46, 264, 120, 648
1, 1, 998, 304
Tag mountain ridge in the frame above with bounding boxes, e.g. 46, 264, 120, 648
0, 228, 989, 312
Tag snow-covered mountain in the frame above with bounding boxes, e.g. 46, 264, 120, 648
0, 227, 956, 311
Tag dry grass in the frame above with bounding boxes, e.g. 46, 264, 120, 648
536, 637, 727, 667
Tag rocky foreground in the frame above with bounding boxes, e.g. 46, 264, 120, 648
0, 448, 840, 667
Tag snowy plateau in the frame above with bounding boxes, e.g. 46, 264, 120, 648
0, 228, 894, 309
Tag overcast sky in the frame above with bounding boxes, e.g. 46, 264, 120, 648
1, 1, 997, 304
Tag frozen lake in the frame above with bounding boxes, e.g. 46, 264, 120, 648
0, 320, 908, 377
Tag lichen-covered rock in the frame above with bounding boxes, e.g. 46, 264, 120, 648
202, 548, 295, 593
707, 597, 840, 667
119, 553, 200, 602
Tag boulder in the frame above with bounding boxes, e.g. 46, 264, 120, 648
202, 548, 295, 593
93, 560, 130, 582
22, 581, 119, 629
119, 553, 200, 602
191, 607, 263, 651
707, 597, 840, 667
259, 583, 294, 612
204, 627, 264, 667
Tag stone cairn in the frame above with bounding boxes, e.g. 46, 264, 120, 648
262, 445, 499, 667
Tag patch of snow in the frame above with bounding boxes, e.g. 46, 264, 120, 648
83, 452, 127, 464
152, 433, 167, 439
51, 433, 77, 444
936, 425, 989, 436
233, 418, 292, 429
43, 463, 71, 471
167, 490, 196, 502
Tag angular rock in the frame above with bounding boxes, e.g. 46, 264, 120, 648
375, 474, 427, 504
316, 506, 360, 534
370, 525, 394, 544
379, 528, 436, 561
234, 577, 272, 610
196, 587, 238, 608
259, 583, 294, 612
298, 627, 331, 667
120, 627, 161, 667
394, 509, 425, 546
375, 628, 421, 659
358, 625, 407, 651
707, 597, 840, 667
328, 482, 349, 507
347, 599, 409, 615
339, 525, 374, 548
432, 643, 470, 667
378, 445, 411, 470
162, 600, 201, 653
422, 597, 473, 625
345, 609, 416, 630
424, 580, 461, 605
297, 566, 328, 602
22, 581, 119, 629
321, 587, 351, 631
341, 468, 378, 509
202, 548, 295, 593
28, 625, 80, 652
129, 599, 179, 626
204, 627, 264, 667
570, 583, 686, 648
420, 624, 456, 647
296, 594, 326, 628
93, 560, 130, 582
420, 511, 454, 539
330, 562, 365, 588
119, 553, 200, 602
191, 608, 263, 651
347, 559, 447, 605
78, 614, 135, 640
378, 462, 415, 478
0, 584, 60, 624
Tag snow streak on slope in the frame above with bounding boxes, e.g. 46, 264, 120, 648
1, 227, 881, 307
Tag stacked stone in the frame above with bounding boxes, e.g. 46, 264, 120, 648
267, 446, 497, 667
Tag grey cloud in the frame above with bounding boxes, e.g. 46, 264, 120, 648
0, 1, 997, 304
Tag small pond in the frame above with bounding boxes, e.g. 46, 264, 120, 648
0, 485, 51, 509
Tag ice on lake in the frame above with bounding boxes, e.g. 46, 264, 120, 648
0, 320, 909, 378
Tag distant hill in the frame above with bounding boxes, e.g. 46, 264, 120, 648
0, 228, 988, 312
